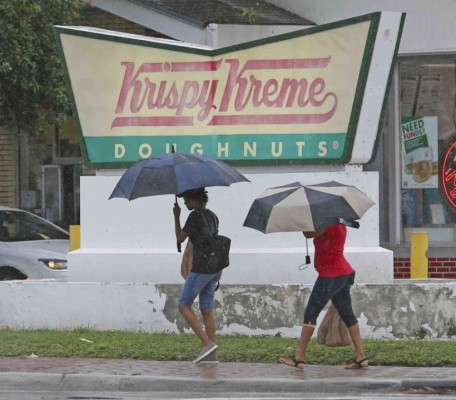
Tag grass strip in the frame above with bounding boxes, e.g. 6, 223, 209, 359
0, 329, 455, 367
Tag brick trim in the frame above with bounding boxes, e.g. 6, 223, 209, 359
394, 257, 456, 279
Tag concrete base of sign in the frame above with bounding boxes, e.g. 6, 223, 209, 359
69, 168, 393, 284
68, 246, 393, 283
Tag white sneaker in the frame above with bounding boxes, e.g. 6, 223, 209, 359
193, 343, 218, 364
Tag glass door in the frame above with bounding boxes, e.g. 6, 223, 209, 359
41, 165, 62, 224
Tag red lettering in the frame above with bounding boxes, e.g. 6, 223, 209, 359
263, 79, 279, 107
279, 79, 307, 107
112, 56, 338, 128
404, 132, 417, 140
446, 170, 456, 185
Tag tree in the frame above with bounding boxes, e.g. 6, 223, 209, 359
0, 0, 81, 136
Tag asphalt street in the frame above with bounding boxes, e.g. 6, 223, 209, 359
0, 392, 454, 400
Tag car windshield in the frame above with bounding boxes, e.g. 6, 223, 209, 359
0, 211, 69, 241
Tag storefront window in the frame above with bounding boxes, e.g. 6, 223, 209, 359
25, 124, 54, 214
399, 58, 456, 243
22, 116, 84, 227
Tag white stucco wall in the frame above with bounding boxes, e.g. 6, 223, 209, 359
1, 280, 454, 339
268, 0, 456, 54
69, 167, 393, 284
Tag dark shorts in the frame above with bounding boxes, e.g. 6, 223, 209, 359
304, 272, 358, 328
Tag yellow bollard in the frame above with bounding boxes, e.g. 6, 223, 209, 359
69, 225, 81, 252
410, 232, 428, 279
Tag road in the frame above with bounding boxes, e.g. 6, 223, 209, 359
0, 390, 454, 400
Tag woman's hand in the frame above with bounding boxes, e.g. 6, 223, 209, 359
302, 228, 326, 238
173, 202, 188, 243
173, 202, 181, 218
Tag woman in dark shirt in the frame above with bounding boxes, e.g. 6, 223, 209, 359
279, 224, 368, 369
173, 188, 222, 364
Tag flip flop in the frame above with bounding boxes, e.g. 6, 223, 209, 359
278, 356, 305, 369
345, 357, 369, 369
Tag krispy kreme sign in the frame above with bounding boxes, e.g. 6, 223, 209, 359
55, 12, 404, 168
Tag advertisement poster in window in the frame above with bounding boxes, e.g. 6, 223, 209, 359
401, 116, 438, 188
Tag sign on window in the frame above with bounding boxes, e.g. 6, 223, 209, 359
401, 116, 438, 189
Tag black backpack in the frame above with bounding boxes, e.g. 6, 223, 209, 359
200, 211, 231, 273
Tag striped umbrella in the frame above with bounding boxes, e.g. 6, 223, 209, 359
243, 181, 375, 233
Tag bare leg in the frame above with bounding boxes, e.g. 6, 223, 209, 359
345, 323, 368, 368
201, 308, 216, 342
296, 324, 315, 361
279, 324, 315, 368
178, 305, 213, 347
201, 308, 217, 357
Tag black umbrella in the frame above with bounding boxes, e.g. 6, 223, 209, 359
110, 153, 249, 200
109, 151, 250, 251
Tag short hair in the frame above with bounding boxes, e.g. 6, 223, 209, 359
178, 188, 208, 205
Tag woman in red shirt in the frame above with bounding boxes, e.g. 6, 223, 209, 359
279, 224, 368, 369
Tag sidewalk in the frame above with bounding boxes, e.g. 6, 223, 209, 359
0, 356, 455, 394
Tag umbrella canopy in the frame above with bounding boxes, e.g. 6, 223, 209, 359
109, 152, 250, 200
243, 181, 375, 233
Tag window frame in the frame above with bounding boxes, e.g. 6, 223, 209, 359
382, 54, 456, 257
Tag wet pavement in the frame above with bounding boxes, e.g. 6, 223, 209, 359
0, 357, 455, 394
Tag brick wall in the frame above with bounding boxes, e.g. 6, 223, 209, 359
394, 257, 456, 279
0, 129, 17, 207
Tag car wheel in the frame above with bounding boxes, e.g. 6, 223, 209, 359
0, 267, 27, 281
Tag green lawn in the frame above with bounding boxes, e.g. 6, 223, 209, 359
1, 329, 455, 367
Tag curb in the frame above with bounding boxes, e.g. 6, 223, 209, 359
0, 372, 406, 393
402, 378, 456, 389
0, 372, 455, 394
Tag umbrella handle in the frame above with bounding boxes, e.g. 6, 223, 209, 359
175, 195, 182, 253
305, 238, 311, 264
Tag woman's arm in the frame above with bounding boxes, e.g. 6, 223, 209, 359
173, 202, 188, 244
302, 228, 327, 238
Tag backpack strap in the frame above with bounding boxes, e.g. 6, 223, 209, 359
200, 210, 218, 237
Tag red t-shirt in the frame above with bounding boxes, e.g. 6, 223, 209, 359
313, 224, 353, 277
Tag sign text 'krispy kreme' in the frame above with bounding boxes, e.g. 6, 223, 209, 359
55, 13, 404, 168
113, 57, 337, 128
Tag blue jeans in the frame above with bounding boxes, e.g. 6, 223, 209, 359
178, 271, 222, 310
304, 272, 358, 328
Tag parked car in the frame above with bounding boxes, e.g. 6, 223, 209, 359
0, 206, 69, 280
